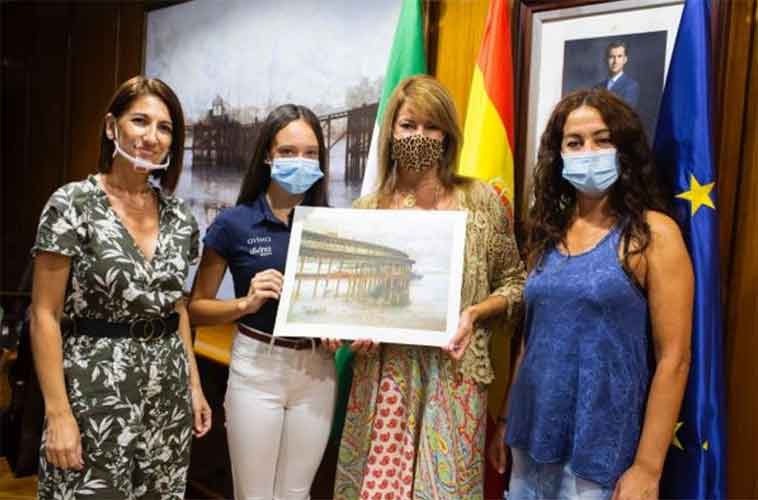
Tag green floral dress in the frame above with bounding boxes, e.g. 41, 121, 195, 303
32, 175, 199, 500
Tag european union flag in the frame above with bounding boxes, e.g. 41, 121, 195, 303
653, 0, 726, 498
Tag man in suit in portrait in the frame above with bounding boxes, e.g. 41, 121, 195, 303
595, 41, 640, 108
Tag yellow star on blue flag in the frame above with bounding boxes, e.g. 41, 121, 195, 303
676, 174, 715, 216
653, 2, 727, 497
672, 421, 684, 450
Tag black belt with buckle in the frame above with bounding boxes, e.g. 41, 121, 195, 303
237, 323, 317, 350
70, 313, 180, 342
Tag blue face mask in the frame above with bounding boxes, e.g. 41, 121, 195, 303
270, 157, 324, 195
561, 148, 619, 196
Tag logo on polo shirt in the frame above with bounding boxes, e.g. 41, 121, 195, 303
247, 236, 273, 257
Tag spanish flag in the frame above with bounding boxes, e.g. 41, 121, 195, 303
457, 1, 516, 497
458, 0, 516, 220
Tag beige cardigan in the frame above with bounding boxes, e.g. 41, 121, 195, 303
352, 179, 526, 384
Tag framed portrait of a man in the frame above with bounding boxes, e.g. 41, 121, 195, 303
562, 32, 668, 137
514, 0, 684, 219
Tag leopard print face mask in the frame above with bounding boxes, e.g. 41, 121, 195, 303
391, 134, 444, 172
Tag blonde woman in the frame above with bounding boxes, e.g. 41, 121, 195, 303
327, 76, 525, 499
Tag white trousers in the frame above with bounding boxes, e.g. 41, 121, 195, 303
225, 331, 337, 500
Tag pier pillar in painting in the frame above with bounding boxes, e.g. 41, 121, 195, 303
293, 230, 415, 308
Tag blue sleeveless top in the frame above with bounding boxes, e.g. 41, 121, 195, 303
505, 227, 651, 487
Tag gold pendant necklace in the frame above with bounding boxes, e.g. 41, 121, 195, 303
396, 184, 442, 209
401, 192, 417, 208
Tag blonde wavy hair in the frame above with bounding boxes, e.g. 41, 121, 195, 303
376, 75, 467, 197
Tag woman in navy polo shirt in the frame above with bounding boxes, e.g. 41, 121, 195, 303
189, 104, 335, 500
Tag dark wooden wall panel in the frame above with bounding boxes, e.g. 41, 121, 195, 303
724, 2, 758, 494
714, 0, 755, 296
1, 4, 71, 296
28, 5, 70, 219
116, 3, 146, 86
0, 2, 144, 299
1, 4, 32, 296
67, 4, 119, 182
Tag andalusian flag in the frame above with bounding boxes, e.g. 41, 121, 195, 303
458, 1, 516, 496
360, 0, 427, 195
458, 0, 516, 220
333, 0, 427, 446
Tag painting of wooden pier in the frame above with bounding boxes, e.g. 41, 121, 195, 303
294, 229, 415, 307
144, 0, 402, 298
274, 207, 468, 347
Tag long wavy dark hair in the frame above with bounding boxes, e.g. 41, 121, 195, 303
236, 104, 329, 206
525, 88, 672, 272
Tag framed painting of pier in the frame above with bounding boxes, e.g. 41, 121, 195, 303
274, 207, 468, 347
144, 0, 403, 296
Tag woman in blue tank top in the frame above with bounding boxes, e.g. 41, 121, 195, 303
489, 89, 694, 500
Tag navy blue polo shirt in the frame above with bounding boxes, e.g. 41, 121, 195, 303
203, 194, 291, 334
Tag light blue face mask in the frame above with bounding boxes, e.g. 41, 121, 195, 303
561, 148, 619, 196
270, 157, 323, 195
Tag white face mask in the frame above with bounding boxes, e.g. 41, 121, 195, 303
111, 126, 170, 173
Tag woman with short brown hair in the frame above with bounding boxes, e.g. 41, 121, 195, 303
31, 76, 211, 499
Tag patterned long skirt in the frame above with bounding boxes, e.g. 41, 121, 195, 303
334, 344, 487, 500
